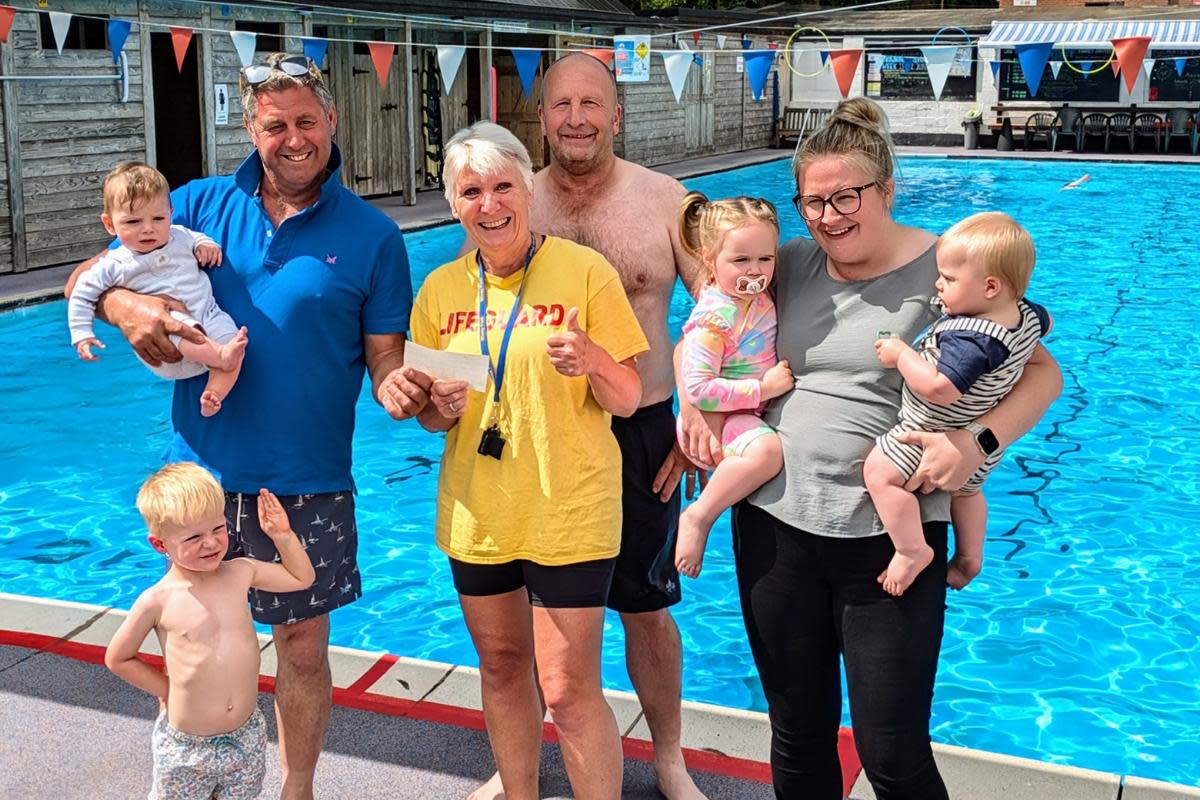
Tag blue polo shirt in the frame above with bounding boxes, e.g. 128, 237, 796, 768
165, 146, 412, 494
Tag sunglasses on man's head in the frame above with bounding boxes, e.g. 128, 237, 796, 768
241, 55, 317, 86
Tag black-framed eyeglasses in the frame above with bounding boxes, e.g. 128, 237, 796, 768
793, 182, 877, 221
241, 55, 318, 87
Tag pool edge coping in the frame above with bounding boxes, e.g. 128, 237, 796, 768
2, 592, 1197, 798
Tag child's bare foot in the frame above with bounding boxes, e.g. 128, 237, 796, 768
947, 554, 982, 590
215, 327, 249, 370
200, 390, 223, 417
466, 772, 504, 800
675, 505, 711, 579
878, 544, 935, 596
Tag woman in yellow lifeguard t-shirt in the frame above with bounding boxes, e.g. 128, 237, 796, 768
408, 122, 648, 799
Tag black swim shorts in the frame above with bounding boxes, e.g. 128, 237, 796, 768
223, 490, 362, 626
449, 557, 616, 609
607, 397, 682, 614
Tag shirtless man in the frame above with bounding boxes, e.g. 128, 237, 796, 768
470, 52, 711, 800
105, 463, 316, 799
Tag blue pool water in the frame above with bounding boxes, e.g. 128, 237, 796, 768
3, 157, 1199, 786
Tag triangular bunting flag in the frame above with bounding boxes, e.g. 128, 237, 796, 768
1175, 57, 1186, 77
743, 50, 774, 102
820, 50, 829, 65
1080, 61, 1093, 78
1110, 57, 1121, 78
920, 45, 958, 101
661, 51, 692, 103
303, 38, 328, 68
716, 34, 727, 50
1142, 58, 1156, 79
692, 31, 700, 46
49, 12, 72, 55
0, 7, 14, 44
989, 60, 1000, 81
370, 42, 395, 88
581, 48, 613, 67
1049, 60, 1062, 79
229, 30, 256, 68
169, 26, 192, 72
107, 19, 132, 64
511, 48, 541, 99
828, 49, 863, 99
1014, 41, 1054, 97
1112, 36, 1151, 93
437, 44, 465, 94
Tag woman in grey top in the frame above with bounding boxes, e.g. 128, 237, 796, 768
700, 99, 1062, 798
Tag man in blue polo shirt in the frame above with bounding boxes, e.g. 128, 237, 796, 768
66, 53, 431, 799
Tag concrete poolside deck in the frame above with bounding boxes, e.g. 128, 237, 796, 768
2, 593, 1197, 800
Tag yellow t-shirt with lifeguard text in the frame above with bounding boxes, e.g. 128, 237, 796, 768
410, 236, 649, 565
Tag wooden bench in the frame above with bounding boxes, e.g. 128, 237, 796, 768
775, 105, 834, 147
776, 107, 806, 147
987, 103, 1059, 148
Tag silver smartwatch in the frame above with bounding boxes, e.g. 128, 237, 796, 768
966, 422, 1000, 457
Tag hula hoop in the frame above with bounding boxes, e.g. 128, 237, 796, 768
930, 26, 972, 47
784, 26, 831, 78
1061, 45, 1115, 75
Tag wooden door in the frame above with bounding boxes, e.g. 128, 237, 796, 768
684, 56, 715, 155
494, 50, 546, 169
327, 29, 404, 197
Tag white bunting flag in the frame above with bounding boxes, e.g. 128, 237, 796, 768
920, 45, 958, 101
1142, 58, 1156, 78
716, 34, 727, 50
437, 45, 467, 96
661, 51, 692, 103
1049, 60, 1063, 79
49, 12, 72, 55
229, 30, 257, 68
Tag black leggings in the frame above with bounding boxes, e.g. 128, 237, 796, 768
732, 502, 950, 800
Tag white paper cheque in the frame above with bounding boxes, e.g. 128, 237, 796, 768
403, 342, 490, 392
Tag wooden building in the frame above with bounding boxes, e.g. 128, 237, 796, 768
0, 0, 785, 275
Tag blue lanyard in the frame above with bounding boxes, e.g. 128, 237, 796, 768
477, 238, 537, 405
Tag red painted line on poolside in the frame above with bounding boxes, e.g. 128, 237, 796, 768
343, 652, 399, 695
0, 628, 862, 789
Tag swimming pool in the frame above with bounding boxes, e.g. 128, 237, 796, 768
2, 156, 1198, 787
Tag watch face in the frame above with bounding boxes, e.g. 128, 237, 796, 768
977, 427, 1001, 456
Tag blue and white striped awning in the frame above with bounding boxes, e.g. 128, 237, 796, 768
979, 20, 1200, 48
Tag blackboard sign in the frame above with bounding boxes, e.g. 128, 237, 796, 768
999, 48, 1119, 102
1147, 50, 1200, 103
866, 47, 975, 101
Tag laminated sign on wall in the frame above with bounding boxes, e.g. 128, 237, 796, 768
614, 36, 650, 82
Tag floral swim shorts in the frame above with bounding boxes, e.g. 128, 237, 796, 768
150, 707, 266, 799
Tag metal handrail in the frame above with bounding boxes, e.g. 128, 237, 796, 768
0, 51, 128, 102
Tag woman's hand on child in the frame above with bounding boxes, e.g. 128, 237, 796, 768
874, 337, 908, 368
194, 243, 223, 268
75, 337, 105, 361
257, 489, 296, 540
898, 429, 984, 494
546, 308, 596, 377
760, 360, 795, 400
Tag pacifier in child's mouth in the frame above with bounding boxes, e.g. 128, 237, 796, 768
735, 275, 768, 295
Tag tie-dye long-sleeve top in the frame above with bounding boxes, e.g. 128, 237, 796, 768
680, 285, 778, 413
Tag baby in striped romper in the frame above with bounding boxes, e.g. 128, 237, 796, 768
865, 212, 1052, 596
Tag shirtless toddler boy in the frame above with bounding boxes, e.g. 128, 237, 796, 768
105, 462, 315, 799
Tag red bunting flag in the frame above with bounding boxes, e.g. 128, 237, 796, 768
1112, 36, 1151, 93
368, 42, 394, 88
1110, 57, 1121, 78
829, 49, 863, 99
0, 6, 15, 44
581, 47, 614, 67
169, 26, 192, 72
